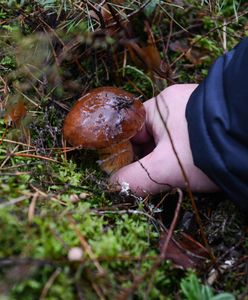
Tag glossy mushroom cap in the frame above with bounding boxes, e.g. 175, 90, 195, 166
63, 87, 145, 149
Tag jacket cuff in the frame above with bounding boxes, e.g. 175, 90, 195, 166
186, 38, 248, 213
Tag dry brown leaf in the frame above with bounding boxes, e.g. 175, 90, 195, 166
170, 40, 209, 65
90, 1, 128, 35
4, 98, 27, 127
127, 21, 167, 78
159, 230, 209, 269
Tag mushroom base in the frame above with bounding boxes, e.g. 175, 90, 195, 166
97, 140, 133, 174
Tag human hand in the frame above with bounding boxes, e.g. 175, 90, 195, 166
110, 84, 219, 196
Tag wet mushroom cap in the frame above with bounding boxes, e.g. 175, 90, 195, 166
63, 87, 146, 149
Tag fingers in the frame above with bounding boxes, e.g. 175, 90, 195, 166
110, 84, 211, 197
131, 99, 155, 144
110, 144, 171, 197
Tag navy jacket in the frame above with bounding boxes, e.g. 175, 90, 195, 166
186, 38, 248, 214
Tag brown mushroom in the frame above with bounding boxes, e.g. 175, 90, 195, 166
63, 87, 146, 174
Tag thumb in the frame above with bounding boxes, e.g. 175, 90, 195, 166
109, 146, 171, 197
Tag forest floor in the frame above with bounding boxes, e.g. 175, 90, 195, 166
0, 1, 248, 299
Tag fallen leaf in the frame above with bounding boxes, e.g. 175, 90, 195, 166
90, 1, 128, 35
127, 21, 167, 78
159, 229, 209, 269
4, 98, 27, 127
170, 39, 209, 65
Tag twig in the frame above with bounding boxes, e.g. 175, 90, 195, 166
30, 184, 68, 206
137, 159, 172, 188
67, 215, 105, 276
39, 268, 61, 300
116, 188, 183, 300
28, 192, 39, 224
37, 15, 65, 46
154, 94, 217, 266
144, 188, 183, 299
14, 88, 41, 108
0, 257, 58, 267
1, 138, 36, 148
84, 1, 106, 28
160, 188, 183, 258
0, 75, 9, 95
0, 145, 19, 169
0, 195, 30, 209
11, 153, 60, 163
0, 171, 32, 176
92, 282, 106, 300
222, 18, 227, 52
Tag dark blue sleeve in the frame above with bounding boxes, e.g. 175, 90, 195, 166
186, 37, 248, 214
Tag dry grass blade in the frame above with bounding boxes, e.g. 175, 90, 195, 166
11, 153, 60, 163
39, 268, 62, 300
0, 195, 30, 209
1, 139, 36, 149
67, 215, 105, 276
30, 184, 68, 206
28, 192, 39, 224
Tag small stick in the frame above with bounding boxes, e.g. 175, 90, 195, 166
39, 268, 61, 300
1, 138, 36, 148
30, 184, 67, 206
0, 145, 19, 169
28, 192, 39, 224
116, 188, 183, 300
67, 215, 105, 276
0, 195, 30, 209
11, 153, 60, 164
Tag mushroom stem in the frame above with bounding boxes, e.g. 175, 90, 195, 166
97, 140, 133, 174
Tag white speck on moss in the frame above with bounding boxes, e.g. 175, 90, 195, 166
68, 247, 84, 261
